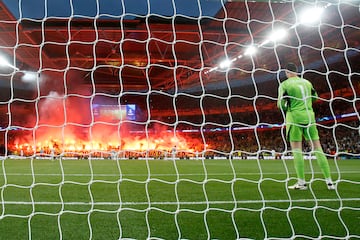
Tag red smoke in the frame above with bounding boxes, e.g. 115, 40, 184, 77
7, 74, 202, 157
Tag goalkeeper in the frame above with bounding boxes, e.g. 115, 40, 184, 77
277, 63, 335, 190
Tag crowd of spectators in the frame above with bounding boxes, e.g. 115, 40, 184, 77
2, 119, 358, 160
211, 119, 359, 157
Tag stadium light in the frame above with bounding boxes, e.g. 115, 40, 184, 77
268, 28, 287, 42
299, 7, 324, 25
219, 59, 232, 69
207, 66, 218, 73
244, 46, 257, 56
0, 55, 12, 68
0, 55, 19, 70
0, 54, 38, 81
21, 71, 39, 83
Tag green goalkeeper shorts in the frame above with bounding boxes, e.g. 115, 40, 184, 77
287, 123, 320, 142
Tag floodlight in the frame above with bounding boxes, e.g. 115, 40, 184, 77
22, 71, 38, 82
0, 55, 19, 70
0, 56, 11, 67
208, 66, 218, 73
219, 59, 232, 69
299, 7, 324, 25
268, 28, 287, 42
244, 46, 257, 56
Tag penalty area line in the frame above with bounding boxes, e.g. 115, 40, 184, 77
1, 198, 359, 206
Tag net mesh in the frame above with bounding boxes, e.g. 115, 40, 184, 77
0, 0, 359, 239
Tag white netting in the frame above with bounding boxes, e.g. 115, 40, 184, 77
0, 0, 359, 239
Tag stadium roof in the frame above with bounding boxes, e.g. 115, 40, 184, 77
0, 0, 359, 97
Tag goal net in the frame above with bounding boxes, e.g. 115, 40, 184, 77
0, 0, 359, 239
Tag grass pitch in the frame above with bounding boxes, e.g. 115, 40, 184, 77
0, 158, 359, 239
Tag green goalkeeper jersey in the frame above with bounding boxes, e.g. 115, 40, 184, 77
277, 76, 318, 125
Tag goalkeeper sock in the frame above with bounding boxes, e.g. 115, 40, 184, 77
293, 148, 305, 182
314, 148, 331, 179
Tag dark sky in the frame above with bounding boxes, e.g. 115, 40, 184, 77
3, 0, 225, 19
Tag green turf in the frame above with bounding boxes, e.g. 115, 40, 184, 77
0, 158, 359, 239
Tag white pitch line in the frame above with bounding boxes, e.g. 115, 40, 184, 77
1, 171, 359, 177
1, 198, 359, 206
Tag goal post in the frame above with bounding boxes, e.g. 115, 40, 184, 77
0, 0, 359, 239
